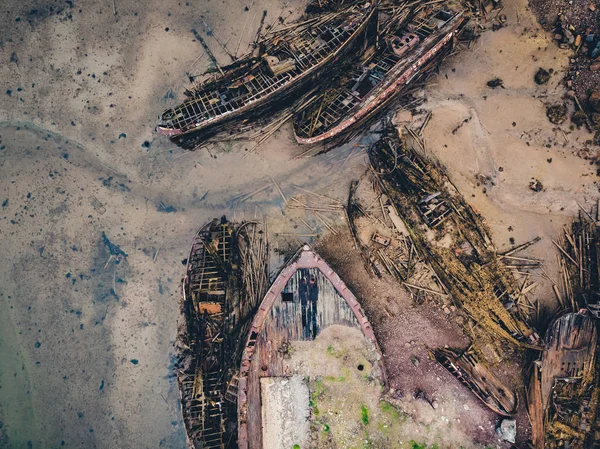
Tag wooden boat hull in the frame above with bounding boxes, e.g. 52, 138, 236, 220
294, 11, 466, 145
178, 218, 268, 449
237, 245, 387, 449
527, 312, 598, 449
369, 129, 539, 348
431, 347, 518, 416
157, 5, 375, 139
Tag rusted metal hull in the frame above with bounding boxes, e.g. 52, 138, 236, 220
294, 12, 466, 145
237, 245, 387, 449
156, 5, 375, 139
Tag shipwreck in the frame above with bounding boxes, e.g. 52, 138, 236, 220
237, 245, 387, 449
367, 127, 539, 349
176, 217, 269, 449
431, 347, 518, 416
528, 312, 599, 449
157, 3, 375, 139
293, 7, 467, 145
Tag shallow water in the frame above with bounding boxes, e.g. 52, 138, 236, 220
0, 294, 41, 448
1, 0, 598, 447
0, 116, 369, 448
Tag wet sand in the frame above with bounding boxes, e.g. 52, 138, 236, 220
0, 0, 597, 448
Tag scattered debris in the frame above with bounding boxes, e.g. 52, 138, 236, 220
496, 418, 516, 444
528, 178, 543, 192
101, 232, 127, 258
157, 201, 177, 213
89, 196, 106, 215
534, 67, 550, 85
486, 77, 504, 89
546, 104, 567, 124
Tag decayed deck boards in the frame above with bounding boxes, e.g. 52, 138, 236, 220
528, 312, 598, 449
237, 245, 386, 449
179, 218, 269, 449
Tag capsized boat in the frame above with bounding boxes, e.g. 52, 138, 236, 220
237, 245, 387, 449
431, 347, 518, 416
176, 217, 269, 449
293, 8, 467, 145
157, 3, 375, 138
527, 312, 599, 449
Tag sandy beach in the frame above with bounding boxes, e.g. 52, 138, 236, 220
1, 0, 598, 447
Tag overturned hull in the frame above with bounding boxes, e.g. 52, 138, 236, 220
527, 312, 599, 449
431, 347, 518, 416
157, 4, 375, 139
293, 9, 467, 145
237, 245, 387, 449
177, 218, 268, 449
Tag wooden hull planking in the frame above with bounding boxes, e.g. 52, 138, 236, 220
527, 312, 599, 449
293, 10, 466, 145
178, 217, 268, 449
431, 347, 518, 417
237, 245, 387, 449
157, 4, 375, 138
369, 129, 540, 348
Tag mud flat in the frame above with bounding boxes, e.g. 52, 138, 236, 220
0, 0, 597, 448
419, 0, 599, 318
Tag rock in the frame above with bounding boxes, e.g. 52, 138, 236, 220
534, 67, 550, 85
487, 77, 504, 89
411, 355, 420, 367
529, 178, 543, 192
591, 62, 600, 72
575, 35, 582, 47
546, 104, 567, 124
554, 33, 563, 41
431, 400, 439, 409
590, 3, 596, 11
496, 418, 517, 444
563, 28, 575, 45
589, 91, 600, 113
